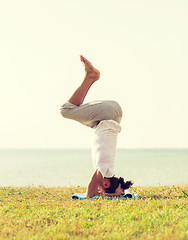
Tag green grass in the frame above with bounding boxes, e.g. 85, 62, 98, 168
0, 185, 187, 240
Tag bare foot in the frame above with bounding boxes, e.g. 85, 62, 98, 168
80, 55, 100, 81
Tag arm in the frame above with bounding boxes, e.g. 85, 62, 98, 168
86, 169, 103, 198
98, 183, 124, 197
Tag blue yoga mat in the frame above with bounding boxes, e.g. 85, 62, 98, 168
72, 189, 139, 200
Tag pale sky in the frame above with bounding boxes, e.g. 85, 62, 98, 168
0, 0, 188, 149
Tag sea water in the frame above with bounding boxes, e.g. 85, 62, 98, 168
0, 149, 187, 187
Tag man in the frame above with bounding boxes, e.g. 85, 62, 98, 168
60, 55, 133, 198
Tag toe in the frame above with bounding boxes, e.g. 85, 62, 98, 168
80, 55, 85, 63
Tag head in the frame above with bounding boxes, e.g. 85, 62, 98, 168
102, 177, 133, 194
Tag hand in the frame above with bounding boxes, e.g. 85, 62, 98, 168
115, 184, 124, 196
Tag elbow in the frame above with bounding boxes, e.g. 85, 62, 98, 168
86, 193, 95, 198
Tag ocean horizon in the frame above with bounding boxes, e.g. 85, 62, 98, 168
0, 148, 187, 187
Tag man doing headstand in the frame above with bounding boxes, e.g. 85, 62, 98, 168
60, 55, 133, 198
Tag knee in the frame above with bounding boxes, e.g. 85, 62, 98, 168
108, 101, 123, 119
108, 100, 122, 113
60, 101, 78, 118
60, 108, 66, 118
60, 105, 69, 118
110, 100, 121, 108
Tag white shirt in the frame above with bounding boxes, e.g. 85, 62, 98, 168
91, 120, 121, 178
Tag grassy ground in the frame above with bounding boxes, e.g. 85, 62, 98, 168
0, 185, 187, 240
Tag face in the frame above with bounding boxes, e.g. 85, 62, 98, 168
102, 178, 111, 188
98, 185, 105, 194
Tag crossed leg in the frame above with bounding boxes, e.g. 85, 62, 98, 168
60, 56, 122, 128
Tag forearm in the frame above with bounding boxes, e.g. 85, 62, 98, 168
86, 170, 103, 198
86, 180, 98, 198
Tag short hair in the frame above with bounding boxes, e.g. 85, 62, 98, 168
104, 177, 133, 193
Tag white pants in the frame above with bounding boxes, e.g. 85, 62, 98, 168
60, 100, 123, 128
